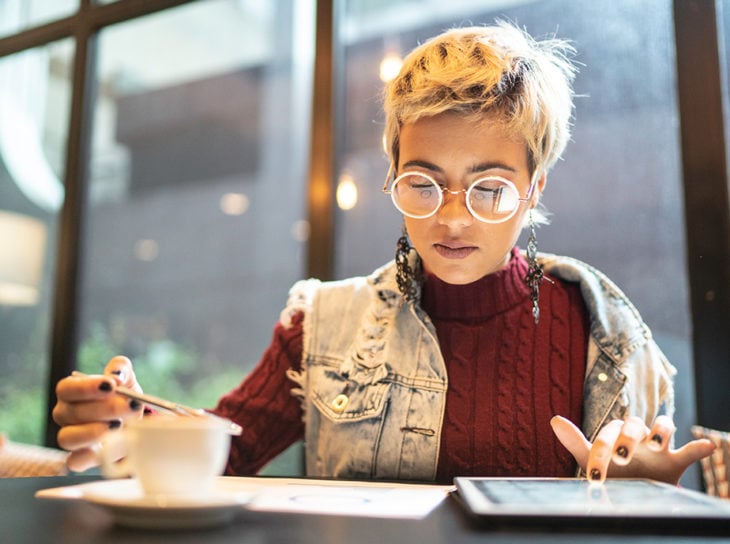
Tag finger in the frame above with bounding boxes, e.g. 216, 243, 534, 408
673, 438, 716, 467
66, 444, 102, 473
53, 379, 119, 426
550, 415, 591, 468
57, 421, 120, 452
611, 416, 649, 466
647, 414, 675, 452
53, 395, 144, 427
55, 373, 117, 404
103, 356, 139, 390
587, 419, 624, 483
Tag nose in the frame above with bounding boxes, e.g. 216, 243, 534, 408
436, 189, 473, 228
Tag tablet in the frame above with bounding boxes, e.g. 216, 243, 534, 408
453, 477, 730, 532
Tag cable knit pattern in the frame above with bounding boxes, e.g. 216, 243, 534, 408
214, 248, 588, 480
513, 307, 536, 473
426, 248, 588, 482
545, 281, 572, 470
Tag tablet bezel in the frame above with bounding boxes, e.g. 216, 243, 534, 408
453, 477, 730, 532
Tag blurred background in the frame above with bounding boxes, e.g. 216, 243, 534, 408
1, 0, 728, 486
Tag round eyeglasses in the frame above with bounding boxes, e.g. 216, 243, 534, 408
382, 170, 536, 224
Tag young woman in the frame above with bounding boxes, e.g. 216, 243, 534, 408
53, 22, 713, 485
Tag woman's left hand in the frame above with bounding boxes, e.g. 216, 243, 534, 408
550, 415, 715, 485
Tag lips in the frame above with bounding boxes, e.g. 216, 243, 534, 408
433, 242, 477, 259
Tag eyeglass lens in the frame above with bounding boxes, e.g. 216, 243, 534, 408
391, 173, 521, 223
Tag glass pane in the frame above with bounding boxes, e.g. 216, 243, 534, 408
0, 39, 73, 445
337, 0, 698, 487
79, 0, 314, 474
718, 1, 730, 207
0, 0, 78, 39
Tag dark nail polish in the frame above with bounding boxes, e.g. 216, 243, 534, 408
652, 434, 663, 445
616, 445, 628, 458
108, 420, 122, 430
129, 399, 142, 411
590, 468, 602, 481
98, 381, 112, 392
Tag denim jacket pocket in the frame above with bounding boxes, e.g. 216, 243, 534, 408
310, 367, 391, 423
306, 365, 393, 478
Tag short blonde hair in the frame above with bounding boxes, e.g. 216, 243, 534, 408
383, 22, 577, 178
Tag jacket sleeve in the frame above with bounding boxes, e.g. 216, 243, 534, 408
582, 337, 677, 442
622, 338, 677, 425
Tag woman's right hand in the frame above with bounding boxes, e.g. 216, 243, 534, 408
53, 356, 145, 472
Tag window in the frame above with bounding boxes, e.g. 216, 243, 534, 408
335, 0, 698, 487
0, 39, 73, 443
0, 1, 78, 39
0, 0, 728, 485
76, 0, 313, 475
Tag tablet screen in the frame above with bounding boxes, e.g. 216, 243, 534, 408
454, 477, 730, 528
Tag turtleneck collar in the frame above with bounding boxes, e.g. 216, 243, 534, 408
420, 247, 531, 321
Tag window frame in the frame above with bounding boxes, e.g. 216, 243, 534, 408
0, 0, 728, 444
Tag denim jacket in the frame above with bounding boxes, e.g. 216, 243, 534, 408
284, 252, 676, 481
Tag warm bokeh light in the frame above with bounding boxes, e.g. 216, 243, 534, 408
336, 174, 358, 210
219, 192, 250, 215
379, 52, 403, 82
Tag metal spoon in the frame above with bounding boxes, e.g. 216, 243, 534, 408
71, 371, 243, 435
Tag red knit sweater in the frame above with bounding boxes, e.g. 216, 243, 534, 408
422, 249, 587, 481
214, 249, 588, 480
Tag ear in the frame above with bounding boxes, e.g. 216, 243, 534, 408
530, 172, 547, 208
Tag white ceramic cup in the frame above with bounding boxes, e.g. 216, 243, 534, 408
100, 414, 231, 498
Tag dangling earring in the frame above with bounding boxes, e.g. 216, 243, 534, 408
525, 210, 545, 324
395, 225, 422, 302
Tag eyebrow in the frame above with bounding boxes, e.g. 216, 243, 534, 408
401, 159, 517, 174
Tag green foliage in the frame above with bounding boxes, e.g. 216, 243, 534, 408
1, 321, 301, 475
1, 321, 246, 446
76, 322, 244, 410
0, 314, 48, 445
0, 385, 45, 444
76, 322, 119, 375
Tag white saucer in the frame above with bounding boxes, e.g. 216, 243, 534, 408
80, 479, 251, 529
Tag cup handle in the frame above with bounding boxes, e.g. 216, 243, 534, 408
99, 430, 132, 479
